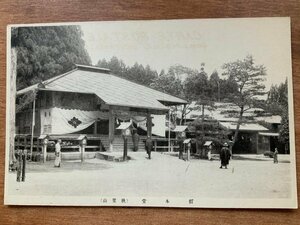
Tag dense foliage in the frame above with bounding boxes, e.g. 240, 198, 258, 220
266, 80, 289, 150
96, 57, 158, 86
12, 26, 91, 90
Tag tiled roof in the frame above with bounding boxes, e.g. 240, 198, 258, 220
255, 115, 282, 124
181, 102, 265, 122
219, 122, 268, 131
17, 65, 187, 111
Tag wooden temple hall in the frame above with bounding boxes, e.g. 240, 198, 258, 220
15, 64, 187, 160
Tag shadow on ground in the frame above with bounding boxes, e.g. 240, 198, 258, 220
22, 160, 112, 173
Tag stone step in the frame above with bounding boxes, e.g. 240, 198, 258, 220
99, 135, 145, 152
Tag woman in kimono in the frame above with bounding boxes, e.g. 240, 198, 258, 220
54, 139, 62, 167
219, 143, 231, 169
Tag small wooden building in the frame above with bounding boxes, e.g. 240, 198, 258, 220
219, 122, 276, 154
15, 64, 187, 158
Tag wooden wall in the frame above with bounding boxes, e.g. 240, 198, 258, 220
16, 90, 98, 135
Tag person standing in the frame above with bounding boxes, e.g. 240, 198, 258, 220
178, 138, 184, 160
186, 141, 191, 161
54, 139, 62, 167
220, 143, 231, 169
273, 147, 279, 164
16, 150, 22, 182
207, 145, 212, 161
132, 130, 140, 152
145, 136, 153, 159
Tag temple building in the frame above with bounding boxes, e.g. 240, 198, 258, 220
15, 64, 187, 159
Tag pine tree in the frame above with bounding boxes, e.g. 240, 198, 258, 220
222, 55, 266, 154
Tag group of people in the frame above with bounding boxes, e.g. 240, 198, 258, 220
53, 135, 279, 168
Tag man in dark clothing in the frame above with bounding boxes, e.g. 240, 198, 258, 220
273, 147, 279, 163
145, 136, 153, 159
220, 143, 231, 169
132, 131, 140, 152
178, 139, 184, 160
177, 131, 186, 160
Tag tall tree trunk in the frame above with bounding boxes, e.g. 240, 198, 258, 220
9, 48, 17, 166
180, 104, 186, 125
231, 106, 244, 156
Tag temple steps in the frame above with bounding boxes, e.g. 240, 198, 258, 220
99, 135, 145, 152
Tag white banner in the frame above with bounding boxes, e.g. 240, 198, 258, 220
40, 107, 109, 135
133, 114, 166, 137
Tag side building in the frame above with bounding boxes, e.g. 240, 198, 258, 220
179, 102, 283, 154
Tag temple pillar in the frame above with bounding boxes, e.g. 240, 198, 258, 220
94, 120, 98, 135
146, 112, 152, 137
108, 108, 115, 151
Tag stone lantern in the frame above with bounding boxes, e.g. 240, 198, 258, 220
39, 134, 49, 163
77, 135, 87, 162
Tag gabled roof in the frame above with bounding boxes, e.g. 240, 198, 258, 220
17, 65, 187, 111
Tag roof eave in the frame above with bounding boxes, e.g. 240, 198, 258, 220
107, 102, 169, 112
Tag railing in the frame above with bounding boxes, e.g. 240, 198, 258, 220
15, 134, 42, 151
14, 134, 181, 162
15, 134, 102, 152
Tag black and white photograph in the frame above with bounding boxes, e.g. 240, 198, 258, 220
4, 18, 297, 208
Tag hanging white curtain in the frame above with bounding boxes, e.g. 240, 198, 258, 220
40, 107, 109, 135
132, 114, 166, 137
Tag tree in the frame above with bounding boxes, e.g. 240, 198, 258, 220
183, 63, 215, 153
266, 79, 289, 152
189, 119, 230, 157
150, 70, 183, 97
266, 79, 288, 115
97, 56, 127, 76
97, 57, 158, 86
126, 63, 157, 86
12, 26, 91, 90
151, 64, 202, 125
209, 70, 221, 102
279, 111, 289, 153
183, 63, 209, 100
222, 55, 266, 154
167, 64, 198, 81
219, 76, 239, 102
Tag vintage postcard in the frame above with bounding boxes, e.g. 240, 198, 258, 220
4, 17, 297, 208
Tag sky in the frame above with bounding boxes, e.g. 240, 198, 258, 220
80, 18, 291, 91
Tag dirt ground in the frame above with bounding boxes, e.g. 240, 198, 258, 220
5, 152, 293, 201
